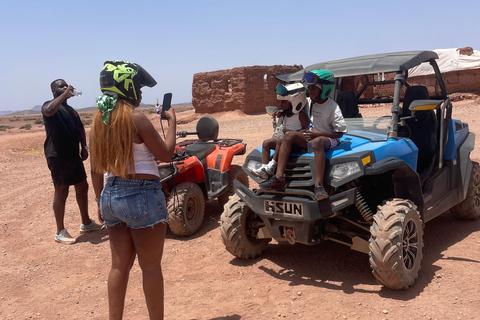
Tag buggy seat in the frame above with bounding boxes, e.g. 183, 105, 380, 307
402, 85, 438, 174
336, 91, 362, 118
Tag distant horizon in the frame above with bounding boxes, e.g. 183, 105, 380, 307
0, 100, 193, 116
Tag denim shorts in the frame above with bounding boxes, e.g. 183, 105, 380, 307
101, 177, 168, 229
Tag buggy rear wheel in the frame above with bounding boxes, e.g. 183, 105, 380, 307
450, 161, 480, 220
369, 198, 424, 289
217, 165, 249, 207
167, 182, 205, 236
220, 194, 270, 259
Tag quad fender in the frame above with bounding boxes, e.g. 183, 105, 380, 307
174, 156, 206, 185
205, 143, 246, 172
204, 142, 247, 200
365, 157, 424, 214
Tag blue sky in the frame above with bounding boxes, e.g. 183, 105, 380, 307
1, 0, 479, 112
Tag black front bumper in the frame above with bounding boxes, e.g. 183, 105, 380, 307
234, 180, 356, 245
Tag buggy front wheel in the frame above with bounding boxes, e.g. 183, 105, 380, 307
369, 198, 424, 289
220, 194, 270, 259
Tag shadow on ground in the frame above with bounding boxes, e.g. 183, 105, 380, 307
229, 210, 480, 299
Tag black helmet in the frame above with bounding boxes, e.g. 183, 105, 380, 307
99, 60, 157, 103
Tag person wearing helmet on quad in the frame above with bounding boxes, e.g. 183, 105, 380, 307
90, 61, 177, 319
42, 79, 102, 245
251, 82, 309, 179
260, 69, 347, 200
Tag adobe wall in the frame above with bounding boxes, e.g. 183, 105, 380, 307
342, 68, 480, 100
192, 65, 303, 114
410, 68, 480, 96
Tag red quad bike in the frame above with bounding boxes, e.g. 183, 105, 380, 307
156, 116, 249, 236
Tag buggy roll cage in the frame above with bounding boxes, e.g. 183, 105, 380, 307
274, 50, 453, 169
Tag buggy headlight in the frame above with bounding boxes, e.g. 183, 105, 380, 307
329, 161, 361, 181
246, 159, 263, 172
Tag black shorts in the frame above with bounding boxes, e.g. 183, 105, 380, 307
291, 144, 305, 154
47, 157, 87, 187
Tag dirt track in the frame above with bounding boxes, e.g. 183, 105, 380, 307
0, 102, 479, 319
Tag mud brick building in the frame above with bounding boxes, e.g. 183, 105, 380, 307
192, 65, 302, 114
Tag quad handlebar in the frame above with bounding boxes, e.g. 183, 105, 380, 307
177, 131, 198, 138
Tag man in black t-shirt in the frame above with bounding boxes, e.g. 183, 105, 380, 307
42, 79, 101, 244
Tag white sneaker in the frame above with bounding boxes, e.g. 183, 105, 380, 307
264, 160, 277, 175
55, 229, 76, 245
251, 165, 269, 179
79, 219, 102, 234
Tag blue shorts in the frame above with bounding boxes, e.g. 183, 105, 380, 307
101, 177, 168, 229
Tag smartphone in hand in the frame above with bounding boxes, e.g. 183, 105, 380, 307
161, 93, 172, 119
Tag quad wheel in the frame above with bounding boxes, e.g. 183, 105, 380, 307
167, 182, 205, 236
217, 165, 249, 207
369, 198, 424, 289
450, 161, 480, 220
220, 194, 270, 259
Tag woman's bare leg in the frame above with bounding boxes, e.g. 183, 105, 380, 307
131, 222, 168, 320
107, 224, 136, 320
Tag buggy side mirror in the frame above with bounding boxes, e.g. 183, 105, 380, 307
266, 106, 278, 116
408, 99, 443, 118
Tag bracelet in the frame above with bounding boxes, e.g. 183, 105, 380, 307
82, 146, 89, 150
94, 196, 101, 203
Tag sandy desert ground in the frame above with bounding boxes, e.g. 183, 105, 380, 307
0, 99, 480, 320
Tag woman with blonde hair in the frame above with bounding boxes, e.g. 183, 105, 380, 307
90, 60, 176, 319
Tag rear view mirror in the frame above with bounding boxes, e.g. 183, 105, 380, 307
266, 106, 278, 116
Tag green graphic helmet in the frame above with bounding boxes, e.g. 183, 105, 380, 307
100, 60, 157, 104
303, 69, 335, 100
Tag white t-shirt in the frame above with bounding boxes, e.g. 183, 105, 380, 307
309, 98, 347, 133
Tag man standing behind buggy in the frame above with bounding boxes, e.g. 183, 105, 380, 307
42, 79, 101, 244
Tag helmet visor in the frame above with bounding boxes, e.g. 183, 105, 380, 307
303, 72, 319, 85
136, 64, 157, 88
275, 83, 288, 96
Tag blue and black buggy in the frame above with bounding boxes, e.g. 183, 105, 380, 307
220, 51, 479, 289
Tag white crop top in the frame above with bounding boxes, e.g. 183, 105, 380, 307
106, 142, 159, 178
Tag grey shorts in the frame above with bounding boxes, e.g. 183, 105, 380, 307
101, 177, 168, 229
307, 138, 340, 153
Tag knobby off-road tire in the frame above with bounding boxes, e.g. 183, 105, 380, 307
220, 194, 270, 259
369, 198, 424, 289
217, 165, 249, 207
450, 161, 480, 220
167, 182, 205, 236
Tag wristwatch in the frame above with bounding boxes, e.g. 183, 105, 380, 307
82, 146, 89, 151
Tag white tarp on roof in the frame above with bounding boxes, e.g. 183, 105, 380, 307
409, 48, 480, 77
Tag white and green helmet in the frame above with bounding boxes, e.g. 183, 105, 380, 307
275, 82, 307, 114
